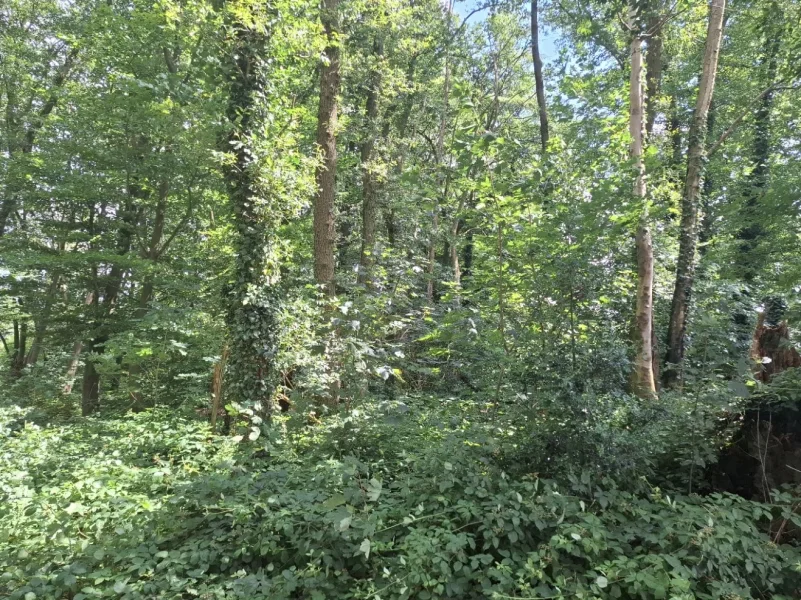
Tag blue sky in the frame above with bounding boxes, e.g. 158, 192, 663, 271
452, 0, 559, 65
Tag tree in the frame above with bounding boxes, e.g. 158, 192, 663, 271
531, 0, 549, 151
629, 12, 657, 399
663, 0, 726, 387
314, 0, 342, 297
221, 2, 280, 416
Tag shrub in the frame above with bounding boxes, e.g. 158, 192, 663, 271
1, 406, 799, 599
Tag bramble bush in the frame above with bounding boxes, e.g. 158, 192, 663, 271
1, 404, 799, 600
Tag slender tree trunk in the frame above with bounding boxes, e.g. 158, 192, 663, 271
314, 0, 341, 297
358, 38, 383, 286
699, 99, 716, 253
80, 191, 137, 414
629, 31, 657, 399
663, 0, 726, 387
63, 292, 94, 395
10, 319, 28, 377
645, 14, 663, 137
428, 0, 454, 303
81, 340, 101, 416
25, 275, 61, 366
530, 0, 549, 151
63, 341, 84, 395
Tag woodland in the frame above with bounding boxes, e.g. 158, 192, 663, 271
1, 0, 801, 597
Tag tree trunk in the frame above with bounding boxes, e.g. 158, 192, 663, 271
629, 30, 657, 399
428, 0, 454, 303
63, 341, 84, 395
81, 340, 101, 416
645, 14, 663, 136
221, 12, 280, 415
663, 0, 726, 387
314, 0, 341, 297
358, 37, 383, 286
80, 191, 137, 414
530, 0, 549, 151
10, 319, 28, 378
25, 272, 64, 366
736, 22, 781, 284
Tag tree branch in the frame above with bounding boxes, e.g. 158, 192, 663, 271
708, 82, 800, 157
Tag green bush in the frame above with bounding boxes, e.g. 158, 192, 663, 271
1, 406, 799, 600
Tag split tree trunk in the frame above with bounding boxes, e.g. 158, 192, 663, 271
629, 31, 657, 399
530, 0, 549, 151
663, 0, 726, 387
314, 0, 341, 297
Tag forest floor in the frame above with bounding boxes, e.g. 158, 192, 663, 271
1, 397, 800, 599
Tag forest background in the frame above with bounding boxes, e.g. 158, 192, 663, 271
1, 0, 801, 598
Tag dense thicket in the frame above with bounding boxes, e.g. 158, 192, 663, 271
2, 0, 800, 598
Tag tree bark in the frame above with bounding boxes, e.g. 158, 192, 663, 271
644, 14, 663, 136
81, 339, 101, 416
530, 0, 549, 151
629, 31, 657, 399
663, 0, 726, 387
358, 38, 383, 286
314, 0, 341, 297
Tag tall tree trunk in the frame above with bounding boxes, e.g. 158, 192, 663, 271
428, 0, 454, 303
645, 14, 664, 136
698, 99, 716, 253
221, 11, 280, 415
314, 0, 341, 297
530, 0, 549, 151
358, 38, 383, 286
736, 25, 781, 284
629, 30, 657, 399
663, 0, 726, 387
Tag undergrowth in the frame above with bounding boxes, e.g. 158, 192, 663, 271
1, 401, 799, 600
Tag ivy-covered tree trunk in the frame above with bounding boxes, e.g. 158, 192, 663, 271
629, 30, 657, 399
314, 0, 341, 297
663, 0, 726, 388
222, 13, 279, 415
736, 17, 781, 284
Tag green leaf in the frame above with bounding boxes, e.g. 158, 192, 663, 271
359, 538, 371, 559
